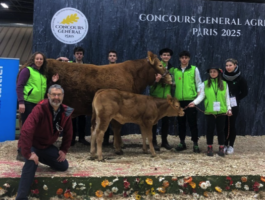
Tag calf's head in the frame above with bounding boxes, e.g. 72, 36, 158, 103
167, 95, 185, 117
147, 51, 167, 76
160, 71, 172, 85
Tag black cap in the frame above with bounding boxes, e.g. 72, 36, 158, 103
206, 67, 223, 73
159, 48, 173, 56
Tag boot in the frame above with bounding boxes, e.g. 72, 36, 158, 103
152, 131, 160, 151
161, 139, 172, 150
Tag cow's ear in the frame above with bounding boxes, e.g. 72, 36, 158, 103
147, 51, 155, 65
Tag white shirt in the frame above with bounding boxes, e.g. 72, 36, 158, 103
193, 82, 231, 111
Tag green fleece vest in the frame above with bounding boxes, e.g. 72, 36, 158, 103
150, 61, 172, 98
204, 79, 227, 115
23, 67, 47, 104
170, 65, 197, 101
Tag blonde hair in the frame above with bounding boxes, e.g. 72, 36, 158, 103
225, 58, 238, 65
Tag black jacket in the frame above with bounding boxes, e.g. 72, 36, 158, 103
223, 75, 248, 105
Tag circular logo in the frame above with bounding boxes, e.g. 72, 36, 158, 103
51, 7, 88, 44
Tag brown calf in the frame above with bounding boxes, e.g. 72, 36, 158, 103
90, 89, 185, 161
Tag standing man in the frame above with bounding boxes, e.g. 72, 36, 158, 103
150, 48, 174, 151
16, 84, 73, 200
71, 47, 90, 146
169, 51, 202, 153
103, 50, 117, 145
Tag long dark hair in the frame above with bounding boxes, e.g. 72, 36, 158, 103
20, 52, 47, 75
207, 70, 224, 91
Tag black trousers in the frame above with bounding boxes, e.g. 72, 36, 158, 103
16, 145, 68, 200
72, 115, 86, 141
178, 101, 198, 143
152, 116, 170, 143
206, 115, 226, 145
21, 101, 37, 125
225, 106, 239, 147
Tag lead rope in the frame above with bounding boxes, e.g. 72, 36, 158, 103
182, 106, 230, 139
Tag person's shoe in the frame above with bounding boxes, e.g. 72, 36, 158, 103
193, 145, 201, 153
78, 138, 90, 145
153, 142, 160, 151
207, 146, 213, 156
16, 151, 25, 162
218, 146, 225, 157
224, 145, 228, 154
175, 143, 187, 151
227, 146, 234, 155
161, 142, 172, 150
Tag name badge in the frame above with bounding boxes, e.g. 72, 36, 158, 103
213, 102, 220, 111
230, 97, 237, 107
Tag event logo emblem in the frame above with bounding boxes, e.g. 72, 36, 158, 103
51, 7, 88, 44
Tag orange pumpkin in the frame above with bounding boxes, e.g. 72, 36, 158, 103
56, 188, 63, 195
261, 176, 265, 182
95, 190, 103, 197
162, 180, 169, 188
189, 182, 196, 189
64, 192, 70, 198
184, 177, 192, 183
215, 186, 222, 193
101, 179, 109, 188
241, 177, 247, 182
157, 187, 166, 194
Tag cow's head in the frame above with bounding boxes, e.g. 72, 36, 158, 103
167, 95, 185, 117
147, 51, 167, 75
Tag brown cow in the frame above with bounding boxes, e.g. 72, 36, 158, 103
90, 89, 185, 161
45, 51, 171, 116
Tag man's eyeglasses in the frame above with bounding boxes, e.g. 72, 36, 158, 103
49, 93, 63, 97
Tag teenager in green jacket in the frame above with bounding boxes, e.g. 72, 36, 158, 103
150, 48, 173, 151
188, 67, 232, 156
169, 51, 202, 153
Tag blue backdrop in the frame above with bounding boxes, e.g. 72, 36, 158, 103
32, 0, 265, 136
0, 58, 19, 142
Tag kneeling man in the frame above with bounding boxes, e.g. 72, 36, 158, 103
16, 84, 73, 200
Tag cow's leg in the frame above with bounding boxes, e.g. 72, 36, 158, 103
140, 124, 156, 157
111, 119, 123, 155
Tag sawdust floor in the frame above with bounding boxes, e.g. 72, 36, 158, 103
0, 135, 265, 199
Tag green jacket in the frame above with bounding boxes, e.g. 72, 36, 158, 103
150, 61, 172, 98
169, 65, 197, 101
204, 79, 227, 115
23, 66, 47, 104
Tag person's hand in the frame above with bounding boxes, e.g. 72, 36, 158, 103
19, 104, 25, 113
155, 74, 162, 82
57, 150, 66, 162
227, 109, 232, 116
56, 57, 69, 62
188, 102, 195, 107
52, 73, 59, 82
29, 152, 39, 165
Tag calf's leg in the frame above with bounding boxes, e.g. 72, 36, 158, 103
140, 125, 156, 157
111, 120, 123, 155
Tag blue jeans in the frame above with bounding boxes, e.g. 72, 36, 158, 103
16, 145, 69, 200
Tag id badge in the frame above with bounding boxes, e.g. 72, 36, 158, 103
213, 102, 220, 111
230, 97, 237, 107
